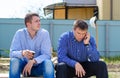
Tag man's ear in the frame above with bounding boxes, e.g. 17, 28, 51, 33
73, 27, 76, 30
26, 22, 31, 27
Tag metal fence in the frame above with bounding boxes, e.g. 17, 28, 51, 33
0, 19, 120, 57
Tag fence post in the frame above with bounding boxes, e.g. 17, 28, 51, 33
105, 23, 109, 58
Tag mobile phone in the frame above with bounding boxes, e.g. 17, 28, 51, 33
29, 50, 35, 55
84, 33, 88, 40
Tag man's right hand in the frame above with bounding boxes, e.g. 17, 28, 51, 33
75, 62, 86, 77
22, 50, 34, 59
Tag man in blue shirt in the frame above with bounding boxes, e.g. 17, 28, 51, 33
9, 13, 54, 78
56, 20, 108, 78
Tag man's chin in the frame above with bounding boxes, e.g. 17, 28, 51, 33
77, 39, 82, 42
37, 28, 40, 31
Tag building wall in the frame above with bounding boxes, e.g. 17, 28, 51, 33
68, 8, 94, 20
97, 0, 120, 20
54, 6, 65, 19
113, 0, 120, 20
97, 0, 111, 20
45, 0, 120, 20
54, 9, 65, 19
54, 6, 94, 20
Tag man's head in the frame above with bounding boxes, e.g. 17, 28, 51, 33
73, 20, 88, 41
24, 13, 40, 31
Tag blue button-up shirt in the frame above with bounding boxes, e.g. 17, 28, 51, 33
58, 31, 100, 67
10, 28, 51, 64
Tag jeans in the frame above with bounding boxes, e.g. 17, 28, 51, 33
55, 61, 108, 78
9, 58, 54, 78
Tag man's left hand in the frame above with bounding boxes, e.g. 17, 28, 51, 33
84, 32, 90, 44
22, 59, 36, 76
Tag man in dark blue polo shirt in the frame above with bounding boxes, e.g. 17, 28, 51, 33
56, 20, 108, 78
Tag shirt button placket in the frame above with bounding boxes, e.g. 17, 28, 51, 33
77, 49, 80, 59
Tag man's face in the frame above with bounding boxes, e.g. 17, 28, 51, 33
29, 16, 40, 31
74, 27, 87, 42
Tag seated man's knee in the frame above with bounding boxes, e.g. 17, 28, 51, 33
43, 60, 54, 73
10, 58, 20, 62
10, 58, 22, 67
55, 62, 67, 71
95, 61, 108, 78
10, 58, 23, 76
55, 63, 68, 78
98, 61, 107, 68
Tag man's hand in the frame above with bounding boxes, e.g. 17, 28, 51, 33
84, 32, 90, 44
22, 59, 36, 76
22, 50, 34, 59
75, 62, 86, 77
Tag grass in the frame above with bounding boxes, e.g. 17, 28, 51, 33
101, 56, 120, 64
101, 56, 120, 78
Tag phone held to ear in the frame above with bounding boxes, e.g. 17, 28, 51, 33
84, 32, 90, 45
84, 33, 88, 40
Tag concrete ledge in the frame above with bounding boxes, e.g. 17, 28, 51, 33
0, 74, 43, 78
0, 58, 10, 60
0, 73, 8, 78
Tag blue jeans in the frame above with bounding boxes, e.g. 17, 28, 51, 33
9, 58, 54, 78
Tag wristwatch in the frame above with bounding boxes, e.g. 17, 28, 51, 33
84, 44, 89, 46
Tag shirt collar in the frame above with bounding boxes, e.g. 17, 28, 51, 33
71, 31, 76, 42
25, 28, 41, 39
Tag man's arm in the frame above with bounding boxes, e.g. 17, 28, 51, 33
58, 33, 77, 67
10, 31, 23, 58
34, 31, 51, 64
86, 36, 100, 62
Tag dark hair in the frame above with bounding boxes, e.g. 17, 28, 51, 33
73, 20, 88, 30
24, 13, 39, 27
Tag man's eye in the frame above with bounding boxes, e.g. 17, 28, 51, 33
36, 20, 39, 22
77, 33, 80, 34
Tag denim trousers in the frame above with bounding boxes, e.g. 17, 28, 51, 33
9, 58, 54, 78
55, 61, 108, 78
